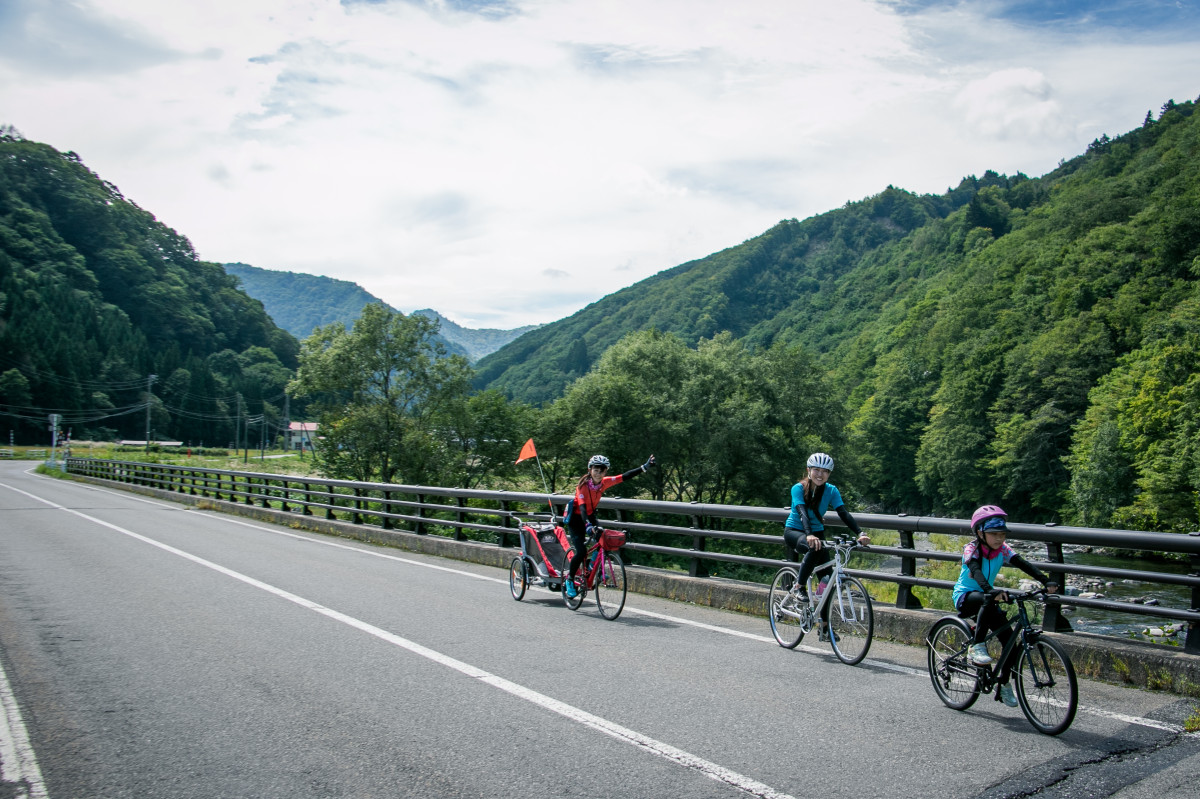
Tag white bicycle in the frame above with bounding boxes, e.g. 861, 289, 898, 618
768, 536, 875, 665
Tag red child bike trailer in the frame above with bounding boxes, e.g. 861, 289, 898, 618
509, 516, 630, 620
509, 516, 575, 598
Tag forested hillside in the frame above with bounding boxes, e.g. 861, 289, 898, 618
479, 99, 1200, 532
0, 130, 299, 445
4, 96, 1197, 535
224, 262, 406, 342
224, 263, 535, 362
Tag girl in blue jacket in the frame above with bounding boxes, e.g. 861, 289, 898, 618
953, 505, 1058, 706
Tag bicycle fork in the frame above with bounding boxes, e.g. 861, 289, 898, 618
1020, 634, 1057, 690
587, 548, 606, 590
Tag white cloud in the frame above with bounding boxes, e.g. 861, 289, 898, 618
2, 0, 1199, 328
955, 68, 1065, 140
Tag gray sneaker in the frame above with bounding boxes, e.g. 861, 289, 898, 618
999, 683, 1018, 707
969, 643, 993, 666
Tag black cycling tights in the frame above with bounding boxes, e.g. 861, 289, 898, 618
566, 514, 588, 579
783, 526, 830, 589
957, 591, 1016, 678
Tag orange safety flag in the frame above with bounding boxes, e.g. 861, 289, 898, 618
515, 438, 538, 464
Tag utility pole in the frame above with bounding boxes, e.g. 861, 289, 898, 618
48, 413, 61, 467
236, 393, 245, 463
144, 374, 157, 452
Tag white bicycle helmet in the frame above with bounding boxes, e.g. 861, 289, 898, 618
807, 452, 834, 471
588, 454, 610, 469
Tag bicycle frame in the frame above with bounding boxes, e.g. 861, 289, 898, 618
805, 539, 859, 625
580, 540, 609, 589
782, 537, 859, 623
770, 539, 858, 625
959, 593, 1050, 691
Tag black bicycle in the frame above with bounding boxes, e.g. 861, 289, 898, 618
927, 587, 1078, 735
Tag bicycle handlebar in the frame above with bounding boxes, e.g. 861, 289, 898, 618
988, 586, 1053, 604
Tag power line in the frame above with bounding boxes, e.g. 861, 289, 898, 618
0, 403, 149, 424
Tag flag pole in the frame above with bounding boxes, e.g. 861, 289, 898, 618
516, 439, 557, 521
534, 455, 557, 520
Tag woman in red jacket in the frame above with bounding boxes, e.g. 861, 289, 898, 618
563, 453, 655, 598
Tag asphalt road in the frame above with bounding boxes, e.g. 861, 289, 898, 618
0, 461, 1197, 799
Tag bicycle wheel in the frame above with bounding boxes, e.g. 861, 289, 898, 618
508, 557, 528, 601
561, 573, 584, 610
927, 617, 981, 710
827, 575, 874, 665
768, 568, 805, 649
1015, 636, 1078, 735
594, 551, 627, 620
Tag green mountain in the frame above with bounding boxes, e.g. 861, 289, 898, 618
224, 262, 392, 340
411, 308, 540, 362
475, 176, 993, 403
224, 263, 536, 362
0, 128, 299, 445
477, 98, 1200, 529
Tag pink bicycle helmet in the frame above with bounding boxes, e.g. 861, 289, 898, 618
970, 505, 1007, 533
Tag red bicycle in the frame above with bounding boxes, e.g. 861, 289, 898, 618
561, 528, 628, 620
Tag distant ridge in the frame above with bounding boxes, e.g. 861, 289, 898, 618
411, 309, 540, 363
224, 263, 538, 362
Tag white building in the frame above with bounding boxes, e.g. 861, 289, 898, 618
285, 422, 318, 451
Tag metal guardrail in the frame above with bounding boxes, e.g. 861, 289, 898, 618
65, 457, 1200, 653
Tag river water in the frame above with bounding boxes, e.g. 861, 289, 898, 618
1057, 550, 1194, 643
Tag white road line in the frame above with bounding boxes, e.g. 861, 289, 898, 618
15, 477, 1189, 736
1074, 705, 1183, 732
181, 513, 1190, 731
0, 655, 49, 799
5, 482, 796, 799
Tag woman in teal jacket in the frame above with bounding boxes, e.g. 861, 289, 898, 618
782, 452, 868, 602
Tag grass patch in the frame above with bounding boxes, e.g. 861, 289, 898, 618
1147, 668, 1174, 692
1110, 654, 1134, 683
33, 463, 69, 479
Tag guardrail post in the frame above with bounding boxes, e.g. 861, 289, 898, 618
454, 496, 467, 541
689, 504, 708, 578
415, 493, 426, 535
1187, 542, 1200, 654
498, 499, 512, 549
1042, 542, 1073, 632
326, 484, 336, 520
895, 529, 923, 609
615, 508, 631, 565
302, 482, 313, 516
352, 487, 363, 524
381, 490, 393, 529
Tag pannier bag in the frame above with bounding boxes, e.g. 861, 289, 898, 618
600, 529, 626, 551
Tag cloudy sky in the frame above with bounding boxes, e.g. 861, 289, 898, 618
3, 0, 1199, 329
